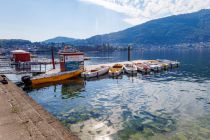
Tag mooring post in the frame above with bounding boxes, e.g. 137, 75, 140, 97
51, 46, 55, 69
128, 45, 131, 61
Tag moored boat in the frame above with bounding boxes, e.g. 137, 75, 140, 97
158, 62, 169, 70
81, 66, 109, 78
22, 69, 82, 86
157, 59, 180, 68
124, 63, 137, 75
22, 46, 85, 86
109, 64, 124, 77
146, 60, 162, 71
135, 62, 151, 73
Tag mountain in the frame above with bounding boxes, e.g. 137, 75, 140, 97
43, 36, 77, 43
84, 9, 210, 45
2, 9, 209, 47
0, 39, 31, 47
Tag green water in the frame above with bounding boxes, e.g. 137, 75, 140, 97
27, 48, 210, 140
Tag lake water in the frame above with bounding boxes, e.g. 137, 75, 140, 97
27, 48, 210, 140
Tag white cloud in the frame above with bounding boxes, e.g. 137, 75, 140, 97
80, 0, 210, 25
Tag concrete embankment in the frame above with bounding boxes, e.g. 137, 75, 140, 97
0, 76, 79, 140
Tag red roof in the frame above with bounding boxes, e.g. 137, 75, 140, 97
11, 50, 30, 54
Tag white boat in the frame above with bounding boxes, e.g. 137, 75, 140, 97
157, 59, 180, 68
145, 63, 161, 71
81, 66, 109, 78
109, 64, 124, 77
124, 63, 137, 75
149, 64, 162, 71
146, 60, 162, 71
135, 62, 151, 73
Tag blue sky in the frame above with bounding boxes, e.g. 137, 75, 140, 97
0, 0, 210, 41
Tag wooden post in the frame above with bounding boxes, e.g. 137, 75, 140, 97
128, 45, 131, 61
51, 47, 55, 69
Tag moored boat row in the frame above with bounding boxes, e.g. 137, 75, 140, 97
22, 59, 180, 86
81, 60, 180, 79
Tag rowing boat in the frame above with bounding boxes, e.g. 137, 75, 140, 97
135, 62, 151, 73
81, 66, 109, 78
109, 64, 124, 77
157, 59, 180, 68
124, 63, 137, 75
146, 60, 162, 71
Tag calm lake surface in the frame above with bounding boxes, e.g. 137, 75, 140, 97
27, 48, 210, 140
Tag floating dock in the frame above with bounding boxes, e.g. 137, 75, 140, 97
0, 75, 79, 140
85, 59, 179, 70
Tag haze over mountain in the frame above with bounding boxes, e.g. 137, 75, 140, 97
44, 9, 210, 46
84, 9, 210, 45
1, 9, 210, 47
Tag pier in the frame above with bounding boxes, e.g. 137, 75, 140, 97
84, 60, 179, 70
0, 57, 58, 75
0, 76, 79, 140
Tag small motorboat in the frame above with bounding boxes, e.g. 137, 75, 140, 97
22, 69, 82, 86
109, 64, 124, 77
81, 66, 109, 78
135, 62, 151, 73
124, 63, 137, 75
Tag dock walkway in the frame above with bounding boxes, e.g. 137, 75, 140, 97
85, 60, 152, 70
0, 76, 79, 140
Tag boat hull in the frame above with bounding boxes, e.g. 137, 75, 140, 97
137, 66, 150, 73
81, 67, 109, 78
109, 69, 123, 77
149, 65, 161, 71
32, 70, 82, 85
124, 67, 137, 75
109, 64, 124, 77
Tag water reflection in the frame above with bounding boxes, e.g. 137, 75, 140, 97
28, 49, 210, 140
61, 79, 85, 99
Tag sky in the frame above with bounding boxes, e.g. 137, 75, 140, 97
0, 0, 210, 42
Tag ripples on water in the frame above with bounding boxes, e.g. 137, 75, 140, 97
27, 49, 210, 140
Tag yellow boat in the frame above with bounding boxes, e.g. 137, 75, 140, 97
147, 60, 169, 70
32, 78, 84, 89
22, 69, 82, 86
32, 69, 82, 85
109, 64, 124, 77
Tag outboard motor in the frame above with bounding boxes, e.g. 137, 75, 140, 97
21, 75, 32, 86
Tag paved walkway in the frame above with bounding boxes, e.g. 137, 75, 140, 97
0, 76, 79, 140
